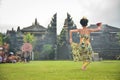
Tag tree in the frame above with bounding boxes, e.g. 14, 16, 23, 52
57, 28, 66, 46
40, 44, 54, 60
0, 33, 9, 46
23, 33, 35, 44
0, 33, 3, 46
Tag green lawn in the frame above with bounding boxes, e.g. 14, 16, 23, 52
0, 60, 120, 80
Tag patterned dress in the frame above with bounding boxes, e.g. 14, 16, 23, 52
71, 34, 93, 62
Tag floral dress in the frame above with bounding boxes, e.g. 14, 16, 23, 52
71, 34, 93, 62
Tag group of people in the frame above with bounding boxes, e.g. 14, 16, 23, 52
0, 42, 32, 63
0, 49, 31, 63
70, 17, 102, 70
0, 49, 19, 63
0, 43, 13, 63
0, 42, 20, 63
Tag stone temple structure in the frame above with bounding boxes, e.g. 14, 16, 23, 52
5, 13, 120, 60
89, 24, 120, 59
57, 13, 79, 60
57, 13, 120, 60
6, 13, 57, 60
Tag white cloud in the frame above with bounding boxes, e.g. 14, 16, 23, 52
0, 0, 120, 34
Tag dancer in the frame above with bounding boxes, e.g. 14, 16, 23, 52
69, 17, 102, 70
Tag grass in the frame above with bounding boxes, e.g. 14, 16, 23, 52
0, 60, 120, 80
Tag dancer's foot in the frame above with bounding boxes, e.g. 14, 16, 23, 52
81, 66, 86, 71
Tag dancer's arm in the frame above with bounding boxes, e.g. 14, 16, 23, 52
89, 23, 102, 32
69, 29, 79, 43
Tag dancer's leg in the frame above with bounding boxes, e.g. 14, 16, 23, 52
84, 61, 90, 68
81, 61, 90, 70
81, 60, 86, 70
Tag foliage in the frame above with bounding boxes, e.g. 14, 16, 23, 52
0, 33, 3, 45
42, 44, 53, 53
40, 44, 54, 60
23, 33, 35, 44
0, 61, 120, 80
3, 34, 10, 44
0, 33, 9, 46
57, 28, 66, 46
34, 51, 40, 60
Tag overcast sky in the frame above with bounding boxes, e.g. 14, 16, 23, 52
0, 0, 120, 34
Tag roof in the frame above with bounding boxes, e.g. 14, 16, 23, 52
88, 24, 120, 32
21, 19, 47, 32
6, 28, 16, 34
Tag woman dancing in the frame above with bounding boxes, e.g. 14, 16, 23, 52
69, 17, 102, 70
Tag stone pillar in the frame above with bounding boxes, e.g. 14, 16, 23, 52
93, 53, 100, 61
54, 44, 57, 60
31, 51, 34, 60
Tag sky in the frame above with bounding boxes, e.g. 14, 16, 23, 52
0, 0, 120, 34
